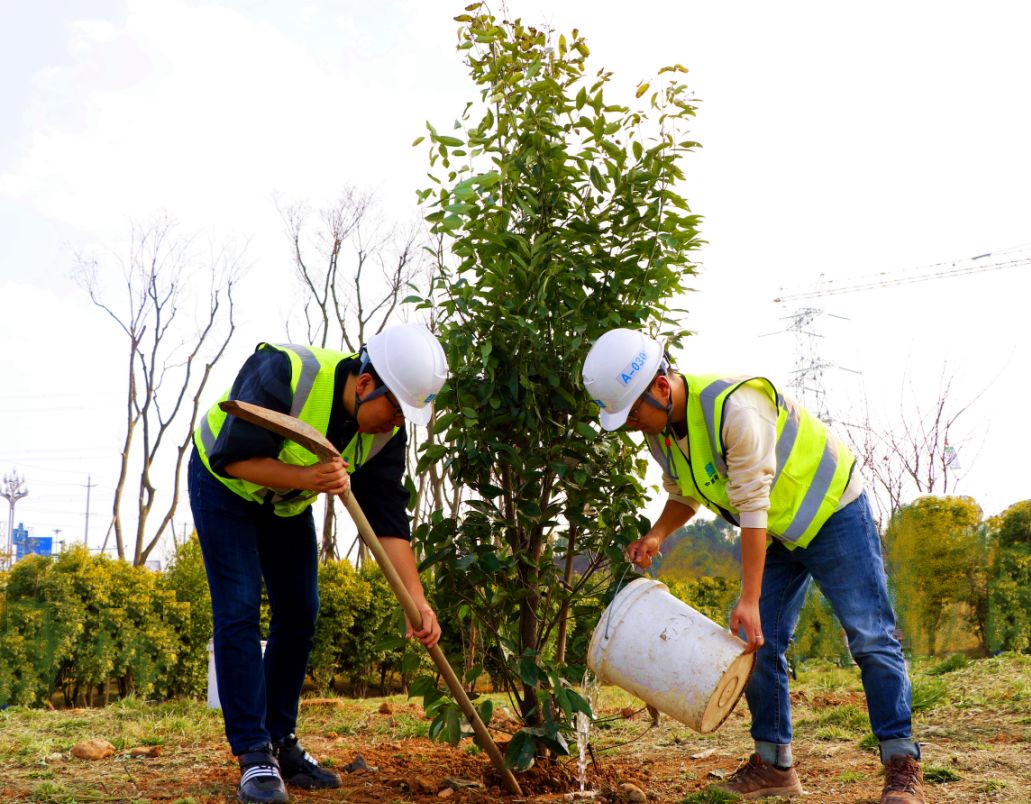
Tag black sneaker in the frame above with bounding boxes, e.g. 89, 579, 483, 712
273, 733, 341, 790
237, 747, 288, 803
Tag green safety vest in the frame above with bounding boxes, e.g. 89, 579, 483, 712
193, 343, 398, 517
645, 374, 855, 549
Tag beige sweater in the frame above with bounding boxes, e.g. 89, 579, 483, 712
662, 383, 864, 530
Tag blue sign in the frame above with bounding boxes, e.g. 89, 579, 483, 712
12, 525, 54, 562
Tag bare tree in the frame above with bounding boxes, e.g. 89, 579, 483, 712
278, 191, 426, 561
842, 365, 988, 528
75, 217, 245, 565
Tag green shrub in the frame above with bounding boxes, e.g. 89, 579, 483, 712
790, 586, 852, 666
309, 559, 369, 692
160, 535, 213, 698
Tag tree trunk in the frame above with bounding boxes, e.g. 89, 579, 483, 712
464, 619, 479, 693
320, 499, 336, 562
554, 525, 578, 666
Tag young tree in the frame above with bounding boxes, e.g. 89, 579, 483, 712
76, 218, 245, 566
278, 192, 438, 562
411, 7, 700, 767
843, 366, 986, 527
884, 495, 987, 655
986, 499, 1031, 653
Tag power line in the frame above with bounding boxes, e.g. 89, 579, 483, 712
771, 245, 1030, 421
773, 247, 1031, 303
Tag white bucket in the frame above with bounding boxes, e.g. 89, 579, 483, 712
588, 578, 754, 733
207, 638, 266, 710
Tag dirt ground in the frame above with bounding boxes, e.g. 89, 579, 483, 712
1, 654, 1028, 803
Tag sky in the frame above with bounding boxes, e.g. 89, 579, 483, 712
1, 1, 1029, 563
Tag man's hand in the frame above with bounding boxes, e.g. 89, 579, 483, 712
626, 532, 663, 569
730, 597, 764, 654
407, 604, 441, 649
304, 458, 350, 495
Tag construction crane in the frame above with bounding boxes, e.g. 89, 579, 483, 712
771, 245, 1031, 423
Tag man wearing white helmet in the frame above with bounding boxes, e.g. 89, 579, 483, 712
581, 328, 924, 804
189, 323, 448, 804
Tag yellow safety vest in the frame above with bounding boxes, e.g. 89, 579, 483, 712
645, 374, 855, 549
193, 343, 398, 517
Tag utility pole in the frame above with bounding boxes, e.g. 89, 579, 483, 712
2, 470, 29, 570
82, 474, 97, 549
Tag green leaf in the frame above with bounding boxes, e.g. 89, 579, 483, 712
505, 730, 537, 771
445, 706, 463, 745
518, 655, 543, 687
476, 698, 494, 726
517, 500, 542, 519
433, 411, 458, 431
635, 82, 650, 98
428, 712, 446, 740
375, 635, 407, 652
412, 136, 425, 146
574, 421, 597, 439
421, 443, 447, 461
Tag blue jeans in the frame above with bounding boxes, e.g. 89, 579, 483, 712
188, 449, 320, 755
744, 492, 918, 765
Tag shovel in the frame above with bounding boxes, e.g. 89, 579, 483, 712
219, 400, 522, 796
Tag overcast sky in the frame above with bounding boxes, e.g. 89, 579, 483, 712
2, 1, 1029, 560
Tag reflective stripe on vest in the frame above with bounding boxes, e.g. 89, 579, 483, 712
193, 343, 398, 517
646, 374, 855, 549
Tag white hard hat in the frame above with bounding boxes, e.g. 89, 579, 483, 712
366, 324, 449, 426
581, 328, 665, 431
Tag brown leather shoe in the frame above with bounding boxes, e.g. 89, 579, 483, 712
881, 755, 925, 803
714, 753, 803, 799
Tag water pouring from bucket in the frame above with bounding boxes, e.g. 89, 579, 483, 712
587, 578, 754, 734
574, 669, 599, 792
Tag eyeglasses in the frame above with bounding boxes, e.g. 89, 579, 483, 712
385, 391, 403, 418
362, 384, 404, 419
625, 392, 649, 425
625, 379, 665, 427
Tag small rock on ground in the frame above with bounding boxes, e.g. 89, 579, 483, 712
70, 739, 115, 760
615, 782, 647, 803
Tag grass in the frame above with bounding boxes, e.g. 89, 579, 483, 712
0, 655, 1028, 802
814, 703, 869, 729
926, 653, 969, 676
910, 676, 948, 711
796, 661, 862, 693
813, 725, 854, 741
924, 765, 962, 783
678, 790, 740, 803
